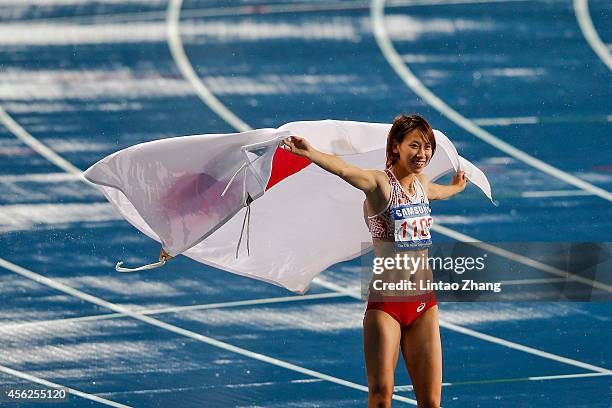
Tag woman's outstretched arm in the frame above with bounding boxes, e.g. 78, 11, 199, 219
282, 136, 384, 194
418, 172, 468, 200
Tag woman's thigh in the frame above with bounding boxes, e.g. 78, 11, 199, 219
363, 309, 402, 390
399, 306, 442, 404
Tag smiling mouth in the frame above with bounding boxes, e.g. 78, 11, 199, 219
412, 160, 426, 167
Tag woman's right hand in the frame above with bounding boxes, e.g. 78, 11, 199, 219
283, 135, 382, 194
282, 136, 312, 158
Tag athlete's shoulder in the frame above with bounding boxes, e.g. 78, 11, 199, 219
415, 173, 433, 198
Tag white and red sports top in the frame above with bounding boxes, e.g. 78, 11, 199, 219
363, 169, 431, 240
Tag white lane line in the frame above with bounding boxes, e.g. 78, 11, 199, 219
0, 173, 82, 183
574, 0, 612, 71
431, 223, 612, 293
0, 257, 418, 405
471, 114, 612, 126
312, 278, 612, 374
0, 202, 121, 233
529, 372, 611, 381
166, 0, 251, 132
371, 0, 612, 202
0, 106, 83, 176
458, 190, 595, 199
499, 277, 568, 286
441, 321, 612, 374
137, 291, 347, 313
0, 364, 131, 408
1, 292, 347, 330
394, 371, 612, 391
472, 116, 539, 126
520, 190, 595, 198
15, 0, 531, 25
463, 189, 595, 198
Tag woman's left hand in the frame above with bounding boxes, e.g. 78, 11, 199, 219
451, 171, 468, 191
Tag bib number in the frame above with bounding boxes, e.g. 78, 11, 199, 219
392, 203, 433, 250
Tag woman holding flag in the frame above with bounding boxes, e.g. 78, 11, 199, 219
282, 114, 468, 408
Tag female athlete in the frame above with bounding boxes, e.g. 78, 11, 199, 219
282, 114, 467, 408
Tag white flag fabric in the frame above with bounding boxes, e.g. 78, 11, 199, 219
83, 120, 493, 293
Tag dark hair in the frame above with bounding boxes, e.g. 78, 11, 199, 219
385, 114, 436, 168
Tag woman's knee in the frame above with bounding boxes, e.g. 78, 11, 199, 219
416, 394, 440, 408
368, 383, 394, 406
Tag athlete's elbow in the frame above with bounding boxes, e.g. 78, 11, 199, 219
335, 168, 351, 186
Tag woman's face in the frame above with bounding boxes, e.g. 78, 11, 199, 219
393, 130, 433, 173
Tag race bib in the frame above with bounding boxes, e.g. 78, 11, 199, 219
392, 203, 433, 250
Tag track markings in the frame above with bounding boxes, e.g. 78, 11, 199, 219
0, 257, 418, 405
1, 292, 347, 330
12, 0, 533, 25
394, 371, 612, 391
574, 0, 612, 71
313, 277, 612, 374
371, 0, 612, 202
0, 1, 608, 402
